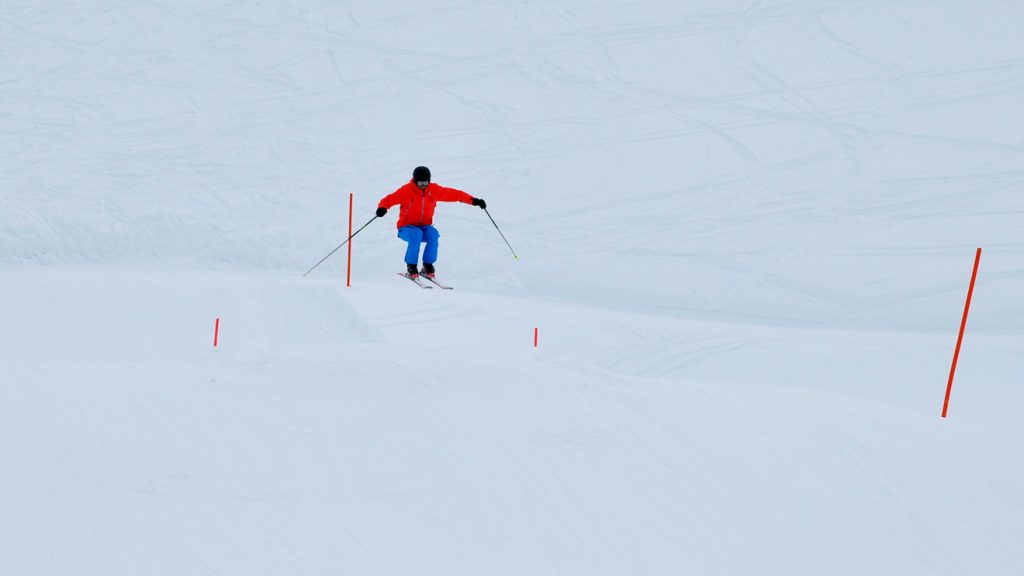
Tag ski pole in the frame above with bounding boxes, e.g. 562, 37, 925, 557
483, 208, 519, 261
303, 215, 378, 276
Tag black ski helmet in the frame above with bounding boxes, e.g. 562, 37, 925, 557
413, 166, 431, 183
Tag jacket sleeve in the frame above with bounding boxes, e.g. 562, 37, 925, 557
378, 187, 405, 209
434, 185, 474, 204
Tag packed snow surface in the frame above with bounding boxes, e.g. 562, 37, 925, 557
3, 1, 1023, 574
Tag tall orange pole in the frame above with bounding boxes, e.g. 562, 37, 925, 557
347, 193, 353, 287
942, 247, 981, 418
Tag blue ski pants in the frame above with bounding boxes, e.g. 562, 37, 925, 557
398, 225, 441, 265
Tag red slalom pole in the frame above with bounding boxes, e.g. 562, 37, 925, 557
534, 327, 538, 348
214, 318, 220, 348
346, 193, 353, 287
942, 247, 982, 418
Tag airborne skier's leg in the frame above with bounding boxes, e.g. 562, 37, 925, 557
421, 226, 440, 276
397, 225, 424, 270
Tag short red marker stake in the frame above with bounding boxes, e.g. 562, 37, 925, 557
214, 317, 220, 348
534, 327, 538, 348
942, 247, 982, 418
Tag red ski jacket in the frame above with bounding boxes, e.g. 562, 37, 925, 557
378, 180, 474, 229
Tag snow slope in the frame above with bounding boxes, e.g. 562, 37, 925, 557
3, 1, 1024, 574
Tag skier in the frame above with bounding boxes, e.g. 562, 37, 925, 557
376, 166, 486, 278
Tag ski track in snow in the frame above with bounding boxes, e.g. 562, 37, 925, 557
3, 1, 1024, 574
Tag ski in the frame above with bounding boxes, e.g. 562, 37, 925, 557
398, 273, 433, 289
420, 274, 453, 290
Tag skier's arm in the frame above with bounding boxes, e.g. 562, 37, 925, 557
378, 189, 404, 210
433, 186, 474, 205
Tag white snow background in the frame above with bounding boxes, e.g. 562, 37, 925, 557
3, 1, 1024, 574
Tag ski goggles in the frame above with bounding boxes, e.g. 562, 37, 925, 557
416, 180, 430, 187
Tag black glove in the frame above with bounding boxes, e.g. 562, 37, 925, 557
375, 207, 387, 217
471, 198, 486, 209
